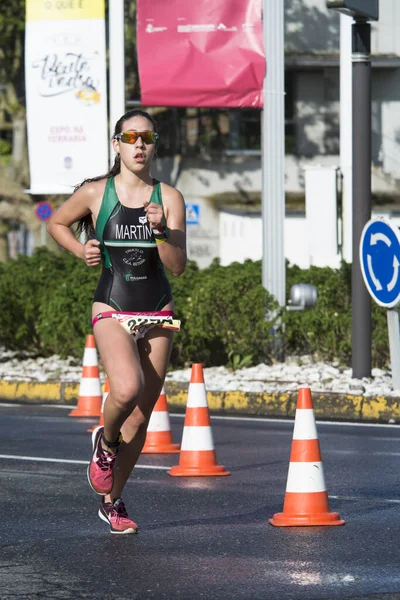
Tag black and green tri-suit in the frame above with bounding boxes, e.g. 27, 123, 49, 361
93, 177, 172, 312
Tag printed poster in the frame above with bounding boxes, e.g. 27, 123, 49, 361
25, 0, 108, 194
137, 0, 264, 108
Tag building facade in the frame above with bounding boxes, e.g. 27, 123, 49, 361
150, 0, 400, 268
9, 0, 400, 267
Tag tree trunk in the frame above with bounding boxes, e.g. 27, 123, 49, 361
0, 222, 10, 262
10, 114, 27, 183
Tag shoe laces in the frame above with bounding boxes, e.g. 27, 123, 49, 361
97, 447, 117, 472
112, 498, 128, 518
111, 498, 133, 524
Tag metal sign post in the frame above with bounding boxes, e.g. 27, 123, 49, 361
360, 217, 400, 390
387, 309, 400, 391
351, 17, 372, 379
35, 201, 54, 247
327, 0, 379, 379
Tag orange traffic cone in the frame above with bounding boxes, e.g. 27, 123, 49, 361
269, 387, 345, 527
142, 386, 180, 453
87, 376, 109, 433
168, 363, 230, 476
69, 334, 102, 417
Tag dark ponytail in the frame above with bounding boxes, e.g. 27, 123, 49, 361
75, 109, 158, 239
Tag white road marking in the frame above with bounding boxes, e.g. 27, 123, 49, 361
329, 449, 400, 456
184, 414, 400, 430
0, 454, 170, 470
1, 403, 400, 429
330, 495, 400, 504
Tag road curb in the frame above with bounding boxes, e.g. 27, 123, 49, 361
1, 379, 400, 422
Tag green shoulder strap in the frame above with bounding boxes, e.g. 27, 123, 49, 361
150, 180, 167, 227
96, 177, 119, 269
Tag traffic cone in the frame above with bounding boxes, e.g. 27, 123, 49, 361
168, 363, 230, 476
269, 387, 345, 527
87, 376, 109, 432
142, 386, 180, 453
69, 334, 102, 417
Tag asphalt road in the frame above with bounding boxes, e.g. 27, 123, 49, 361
2, 403, 400, 600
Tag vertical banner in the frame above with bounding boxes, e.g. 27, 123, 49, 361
137, 0, 265, 108
25, 0, 108, 195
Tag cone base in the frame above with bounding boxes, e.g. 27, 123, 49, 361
268, 512, 345, 527
167, 465, 230, 477
69, 409, 101, 418
69, 396, 102, 418
142, 443, 180, 454
68, 408, 99, 417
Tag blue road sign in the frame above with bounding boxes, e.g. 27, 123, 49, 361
35, 201, 53, 222
185, 204, 200, 225
360, 218, 400, 308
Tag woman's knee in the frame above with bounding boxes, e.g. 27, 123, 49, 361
110, 378, 143, 411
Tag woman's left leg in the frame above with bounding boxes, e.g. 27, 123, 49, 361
104, 327, 174, 503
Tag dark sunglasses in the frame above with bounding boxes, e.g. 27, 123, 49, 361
114, 131, 159, 145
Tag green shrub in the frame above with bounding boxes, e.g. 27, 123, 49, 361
284, 260, 388, 367
0, 249, 391, 368
0, 138, 11, 156
37, 257, 101, 358
0, 248, 70, 353
169, 259, 279, 367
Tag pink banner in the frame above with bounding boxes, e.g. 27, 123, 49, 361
137, 0, 264, 108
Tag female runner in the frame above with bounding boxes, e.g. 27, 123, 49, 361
47, 109, 186, 534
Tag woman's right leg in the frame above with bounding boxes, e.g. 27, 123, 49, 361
88, 317, 144, 496
105, 327, 175, 503
89, 317, 145, 531
93, 317, 143, 448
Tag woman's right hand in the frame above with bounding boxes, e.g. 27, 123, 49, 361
82, 239, 101, 267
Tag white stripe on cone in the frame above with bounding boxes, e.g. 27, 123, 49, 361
285, 461, 326, 493
82, 347, 99, 366
147, 412, 171, 432
180, 426, 215, 451
186, 383, 208, 408
79, 378, 102, 396
293, 409, 318, 440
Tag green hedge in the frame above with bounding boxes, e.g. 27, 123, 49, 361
0, 248, 389, 368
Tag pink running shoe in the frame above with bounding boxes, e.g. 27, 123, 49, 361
98, 498, 138, 534
87, 426, 121, 495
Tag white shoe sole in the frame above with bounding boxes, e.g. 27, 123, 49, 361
98, 508, 138, 535
87, 426, 110, 496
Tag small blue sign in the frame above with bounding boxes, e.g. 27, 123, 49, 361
186, 204, 200, 225
35, 201, 53, 222
360, 218, 400, 308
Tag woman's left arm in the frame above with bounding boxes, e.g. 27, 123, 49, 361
144, 185, 187, 276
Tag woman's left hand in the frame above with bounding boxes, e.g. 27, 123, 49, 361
144, 201, 164, 230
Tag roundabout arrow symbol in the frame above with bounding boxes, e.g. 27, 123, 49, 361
387, 255, 400, 292
367, 254, 382, 291
370, 232, 391, 246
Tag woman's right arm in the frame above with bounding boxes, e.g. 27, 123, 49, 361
47, 184, 101, 266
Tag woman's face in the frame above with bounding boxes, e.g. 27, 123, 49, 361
113, 115, 157, 174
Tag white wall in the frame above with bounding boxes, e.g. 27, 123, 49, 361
219, 211, 310, 269
220, 209, 400, 270
371, 0, 400, 56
